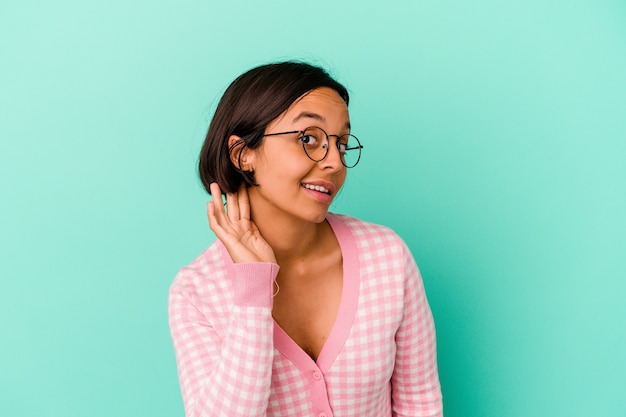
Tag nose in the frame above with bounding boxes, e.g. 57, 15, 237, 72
319, 137, 344, 171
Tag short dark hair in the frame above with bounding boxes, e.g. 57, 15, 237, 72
198, 61, 349, 195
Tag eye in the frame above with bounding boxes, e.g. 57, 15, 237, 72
299, 133, 319, 147
337, 136, 350, 154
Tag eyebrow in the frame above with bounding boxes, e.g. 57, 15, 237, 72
292, 111, 351, 130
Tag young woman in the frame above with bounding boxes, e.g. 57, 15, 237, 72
169, 61, 443, 417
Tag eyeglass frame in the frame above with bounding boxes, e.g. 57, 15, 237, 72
262, 126, 363, 168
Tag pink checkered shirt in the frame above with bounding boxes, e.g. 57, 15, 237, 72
169, 213, 443, 417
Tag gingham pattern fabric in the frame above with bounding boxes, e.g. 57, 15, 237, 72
169, 213, 443, 417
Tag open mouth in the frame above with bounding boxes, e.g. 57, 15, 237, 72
301, 183, 331, 195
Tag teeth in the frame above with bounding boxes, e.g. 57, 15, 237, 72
302, 183, 330, 194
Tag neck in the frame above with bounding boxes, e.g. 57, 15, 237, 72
248, 198, 329, 266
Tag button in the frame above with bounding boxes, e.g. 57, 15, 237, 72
313, 371, 322, 380
318, 413, 327, 417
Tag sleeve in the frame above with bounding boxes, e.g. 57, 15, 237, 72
168, 261, 279, 417
391, 242, 443, 417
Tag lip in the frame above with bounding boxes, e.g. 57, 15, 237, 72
300, 180, 336, 203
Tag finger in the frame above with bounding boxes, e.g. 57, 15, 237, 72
226, 190, 240, 221
207, 201, 219, 232
209, 183, 234, 235
206, 201, 217, 229
238, 184, 250, 220
209, 182, 226, 217
208, 201, 233, 244
207, 200, 225, 230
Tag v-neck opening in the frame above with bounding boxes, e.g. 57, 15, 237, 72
273, 213, 360, 372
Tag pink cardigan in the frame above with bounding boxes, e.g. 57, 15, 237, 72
169, 213, 442, 417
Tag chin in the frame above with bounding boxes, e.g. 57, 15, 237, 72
300, 208, 330, 224
311, 213, 328, 224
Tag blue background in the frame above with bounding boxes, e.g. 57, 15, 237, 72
1, 1, 625, 416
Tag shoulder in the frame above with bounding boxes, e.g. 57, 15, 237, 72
169, 240, 232, 298
328, 214, 424, 301
327, 212, 407, 250
168, 241, 237, 336
327, 212, 415, 275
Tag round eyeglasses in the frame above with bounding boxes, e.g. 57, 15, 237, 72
263, 126, 363, 168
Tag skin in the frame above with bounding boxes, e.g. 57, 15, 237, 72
207, 87, 350, 360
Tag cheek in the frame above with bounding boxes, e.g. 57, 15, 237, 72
337, 169, 347, 188
254, 155, 311, 185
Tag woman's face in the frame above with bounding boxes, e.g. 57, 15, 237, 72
246, 87, 350, 224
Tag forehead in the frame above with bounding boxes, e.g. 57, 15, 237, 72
295, 87, 348, 108
271, 87, 350, 129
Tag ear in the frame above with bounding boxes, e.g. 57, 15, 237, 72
228, 135, 254, 171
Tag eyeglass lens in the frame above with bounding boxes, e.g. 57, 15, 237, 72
301, 127, 361, 168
